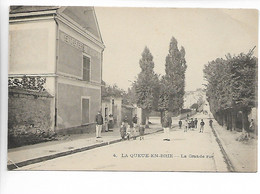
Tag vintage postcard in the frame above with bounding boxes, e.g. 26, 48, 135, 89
7, 6, 258, 172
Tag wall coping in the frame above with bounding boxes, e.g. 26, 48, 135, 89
9, 88, 54, 98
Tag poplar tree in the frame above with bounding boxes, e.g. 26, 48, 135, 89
158, 37, 187, 115
134, 47, 159, 125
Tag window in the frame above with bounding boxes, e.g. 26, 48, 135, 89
82, 98, 90, 124
83, 55, 90, 81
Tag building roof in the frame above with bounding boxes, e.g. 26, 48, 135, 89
9, 6, 60, 14
9, 6, 104, 45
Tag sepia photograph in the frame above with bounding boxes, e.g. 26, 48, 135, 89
6, 5, 258, 172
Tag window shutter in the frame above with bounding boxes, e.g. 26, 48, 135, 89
83, 56, 90, 81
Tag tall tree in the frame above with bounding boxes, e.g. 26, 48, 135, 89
158, 37, 187, 114
134, 47, 159, 125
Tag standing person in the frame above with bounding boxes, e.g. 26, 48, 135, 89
247, 119, 255, 138
95, 111, 103, 138
191, 118, 195, 130
209, 119, 213, 128
184, 119, 188, 132
104, 116, 108, 132
178, 120, 182, 129
194, 118, 198, 128
108, 114, 114, 130
132, 114, 138, 140
199, 119, 205, 133
162, 111, 172, 141
249, 119, 255, 131
120, 116, 129, 140
124, 116, 131, 140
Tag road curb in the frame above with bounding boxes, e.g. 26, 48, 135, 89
210, 125, 236, 172
7, 129, 163, 170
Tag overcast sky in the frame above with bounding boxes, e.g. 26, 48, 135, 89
95, 8, 258, 91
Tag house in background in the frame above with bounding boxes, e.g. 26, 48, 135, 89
102, 97, 122, 127
102, 96, 141, 127
9, 6, 105, 132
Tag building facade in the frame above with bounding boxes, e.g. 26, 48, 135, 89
102, 97, 139, 127
9, 6, 105, 132
102, 97, 122, 126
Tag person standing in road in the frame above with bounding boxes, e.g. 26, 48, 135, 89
190, 118, 195, 130
184, 119, 188, 132
199, 119, 205, 133
95, 111, 103, 138
178, 120, 182, 129
194, 118, 198, 128
162, 111, 172, 141
209, 119, 213, 128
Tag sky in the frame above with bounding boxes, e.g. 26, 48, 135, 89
95, 8, 258, 92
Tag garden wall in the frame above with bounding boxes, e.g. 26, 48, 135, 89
8, 88, 54, 148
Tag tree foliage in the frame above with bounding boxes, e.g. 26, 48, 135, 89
8, 76, 46, 91
101, 81, 126, 98
158, 37, 187, 113
190, 103, 199, 110
134, 47, 160, 117
122, 86, 137, 105
204, 50, 257, 132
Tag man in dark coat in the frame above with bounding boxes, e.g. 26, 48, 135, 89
178, 120, 182, 129
95, 111, 103, 138
194, 118, 198, 128
190, 118, 195, 130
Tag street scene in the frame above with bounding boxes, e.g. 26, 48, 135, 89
16, 114, 229, 171
7, 6, 257, 172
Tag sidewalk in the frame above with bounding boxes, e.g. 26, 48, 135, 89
211, 120, 257, 172
8, 124, 163, 170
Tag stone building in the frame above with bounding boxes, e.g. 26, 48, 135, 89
9, 6, 105, 132
102, 97, 122, 126
102, 97, 140, 127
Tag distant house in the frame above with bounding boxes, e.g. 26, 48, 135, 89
102, 97, 122, 126
9, 6, 105, 132
102, 96, 139, 127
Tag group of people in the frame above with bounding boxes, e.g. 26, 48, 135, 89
178, 118, 205, 133
95, 111, 141, 140
96, 110, 217, 142
120, 114, 143, 140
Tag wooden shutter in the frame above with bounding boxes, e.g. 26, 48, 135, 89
83, 56, 90, 81
82, 98, 90, 124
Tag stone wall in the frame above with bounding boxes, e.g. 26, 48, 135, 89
8, 88, 54, 148
8, 88, 53, 133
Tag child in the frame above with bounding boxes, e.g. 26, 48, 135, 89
184, 119, 188, 132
